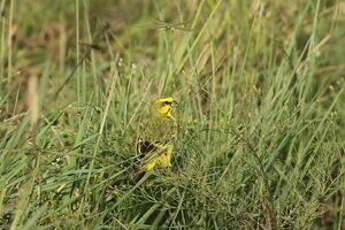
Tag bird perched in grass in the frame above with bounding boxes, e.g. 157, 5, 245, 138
134, 96, 178, 181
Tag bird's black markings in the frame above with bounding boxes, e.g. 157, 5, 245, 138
137, 140, 157, 159
133, 140, 157, 182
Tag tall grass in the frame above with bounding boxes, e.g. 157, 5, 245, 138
0, 0, 344, 229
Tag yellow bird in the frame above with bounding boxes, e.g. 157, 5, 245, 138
135, 97, 178, 181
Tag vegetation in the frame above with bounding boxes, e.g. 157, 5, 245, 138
0, 0, 344, 229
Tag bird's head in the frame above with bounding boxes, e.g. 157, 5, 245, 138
151, 96, 178, 118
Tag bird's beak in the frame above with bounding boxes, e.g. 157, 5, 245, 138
171, 101, 178, 107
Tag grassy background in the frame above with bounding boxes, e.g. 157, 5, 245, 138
1, 0, 345, 229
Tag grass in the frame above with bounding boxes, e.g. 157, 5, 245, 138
0, 0, 345, 229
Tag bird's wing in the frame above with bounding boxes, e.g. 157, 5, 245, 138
137, 117, 176, 161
